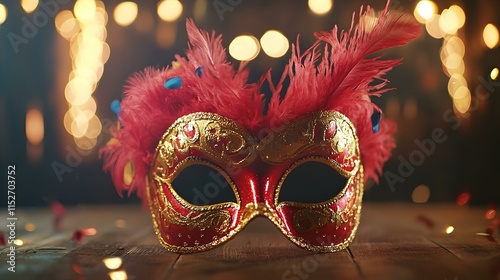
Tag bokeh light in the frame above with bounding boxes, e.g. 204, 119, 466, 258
260, 30, 289, 58
448, 74, 467, 98
24, 223, 36, 232
103, 257, 123, 270
453, 86, 471, 114
60, 0, 107, 149
109, 270, 128, 280
445, 226, 454, 234
412, 184, 430, 203
0, 4, 7, 25
26, 107, 44, 145
414, 0, 437, 24
491, 68, 499, 80
308, 0, 332, 15
114, 1, 138, 27
13, 239, 24, 246
55, 10, 80, 40
449, 5, 465, 29
21, 0, 39, 13
74, 0, 97, 22
229, 35, 260, 61
158, 0, 183, 22
115, 219, 126, 228
425, 14, 445, 39
483, 24, 499, 49
439, 8, 460, 35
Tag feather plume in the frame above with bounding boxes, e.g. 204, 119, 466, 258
101, 0, 421, 200
266, 1, 421, 182
100, 21, 265, 200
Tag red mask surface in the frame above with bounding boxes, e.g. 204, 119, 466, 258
100, 1, 421, 253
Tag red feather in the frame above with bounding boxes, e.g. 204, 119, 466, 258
267, 2, 421, 182
100, 1, 421, 199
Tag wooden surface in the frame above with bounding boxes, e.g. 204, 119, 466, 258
0, 203, 499, 280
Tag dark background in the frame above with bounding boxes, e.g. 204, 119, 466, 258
0, 0, 499, 207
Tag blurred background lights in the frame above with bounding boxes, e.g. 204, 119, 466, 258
114, 1, 138, 27
439, 8, 460, 35
59, 0, 107, 149
21, 0, 39, 13
103, 257, 123, 270
448, 5, 465, 28
444, 36, 465, 58
425, 15, 444, 39
24, 223, 36, 232
308, 0, 332, 15
114, 219, 126, 228
491, 68, 499, 80
55, 10, 80, 40
260, 30, 289, 58
414, 0, 437, 24
0, 3, 7, 25
74, 0, 97, 22
26, 107, 44, 146
109, 270, 128, 280
483, 24, 499, 49
157, 0, 183, 22
445, 225, 454, 234
453, 86, 471, 114
412, 184, 430, 203
229, 35, 260, 61
13, 239, 24, 246
448, 74, 467, 98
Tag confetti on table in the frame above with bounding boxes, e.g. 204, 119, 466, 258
51, 201, 66, 230
416, 214, 435, 229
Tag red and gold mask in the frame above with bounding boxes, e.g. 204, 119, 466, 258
101, 1, 420, 253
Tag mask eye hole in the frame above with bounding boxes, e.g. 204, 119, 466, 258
277, 160, 348, 204
171, 161, 238, 207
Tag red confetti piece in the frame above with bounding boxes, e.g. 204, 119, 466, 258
72, 263, 83, 275
71, 228, 97, 243
72, 230, 84, 243
51, 201, 66, 230
0, 232, 6, 246
456, 192, 470, 206
416, 214, 435, 229
486, 209, 497, 220
485, 204, 497, 220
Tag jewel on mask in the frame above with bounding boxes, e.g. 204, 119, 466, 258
110, 99, 121, 117
164, 77, 183, 89
195, 66, 204, 77
123, 161, 134, 186
371, 110, 382, 133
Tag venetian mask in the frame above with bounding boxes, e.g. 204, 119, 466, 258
100, 1, 420, 253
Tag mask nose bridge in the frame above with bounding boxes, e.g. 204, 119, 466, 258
240, 202, 277, 223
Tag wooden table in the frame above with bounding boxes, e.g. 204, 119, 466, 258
1, 203, 498, 280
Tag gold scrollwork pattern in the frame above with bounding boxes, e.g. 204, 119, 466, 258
259, 111, 359, 168
155, 113, 257, 172
150, 178, 232, 234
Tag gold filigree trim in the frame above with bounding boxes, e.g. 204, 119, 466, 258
274, 156, 356, 209
154, 112, 258, 172
281, 168, 364, 252
259, 111, 359, 168
146, 111, 364, 253
150, 176, 233, 234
